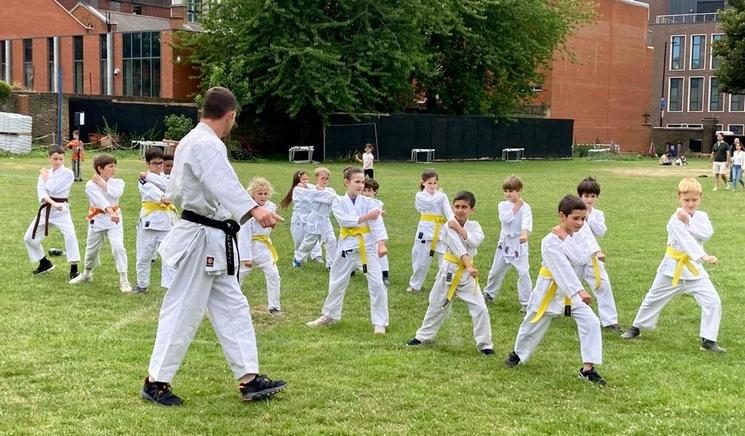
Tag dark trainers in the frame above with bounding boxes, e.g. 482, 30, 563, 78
700, 338, 727, 353
268, 308, 281, 317
140, 378, 183, 406
620, 326, 640, 339
505, 351, 521, 368
69, 270, 80, 281
33, 259, 54, 275
132, 286, 148, 295
480, 348, 495, 356
48, 248, 65, 257
605, 324, 624, 334
239, 375, 287, 401
579, 368, 607, 386
406, 338, 423, 346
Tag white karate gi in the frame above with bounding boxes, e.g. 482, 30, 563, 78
147, 122, 262, 383
415, 220, 493, 351
513, 232, 603, 365
484, 200, 533, 306
135, 172, 177, 289
81, 178, 127, 274
362, 197, 389, 272
572, 208, 619, 326
295, 186, 338, 267
238, 200, 281, 311
408, 190, 455, 291
320, 194, 388, 326
630, 209, 721, 341
290, 184, 322, 259
24, 166, 80, 263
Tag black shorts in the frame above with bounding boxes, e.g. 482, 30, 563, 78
364, 169, 374, 179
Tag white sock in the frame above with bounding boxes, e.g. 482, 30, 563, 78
119, 272, 129, 283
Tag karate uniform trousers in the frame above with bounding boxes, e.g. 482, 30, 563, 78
24, 205, 81, 263
483, 235, 532, 307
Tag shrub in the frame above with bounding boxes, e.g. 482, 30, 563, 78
0, 81, 11, 104
163, 114, 194, 141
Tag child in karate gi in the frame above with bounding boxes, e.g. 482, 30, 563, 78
362, 178, 390, 286
24, 146, 81, 279
574, 177, 622, 333
294, 167, 337, 268
505, 195, 606, 386
407, 191, 494, 355
407, 169, 454, 293
621, 178, 725, 352
69, 154, 131, 293
279, 171, 321, 263
133, 147, 178, 294
483, 176, 533, 309
306, 167, 389, 334
238, 177, 283, 316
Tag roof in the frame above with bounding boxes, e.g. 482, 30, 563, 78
71, 3, 204, 33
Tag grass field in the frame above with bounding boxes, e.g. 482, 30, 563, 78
1, 151, 744, 435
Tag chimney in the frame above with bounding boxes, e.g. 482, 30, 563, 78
170, 5, 187, 30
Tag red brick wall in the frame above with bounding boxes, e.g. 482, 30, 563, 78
71, 6, 109, 33
0, 0, 90, 38
59, 37, 73, 94
32, 38, 48, 92
160, 32, 200, 100
11, 40, 23, 88
83, 34, 101, 95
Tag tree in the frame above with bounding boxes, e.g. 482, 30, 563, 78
713, 0, 745, 93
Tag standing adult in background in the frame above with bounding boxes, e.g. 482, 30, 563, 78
711, 133, 729, 191
140, 87, 287, 406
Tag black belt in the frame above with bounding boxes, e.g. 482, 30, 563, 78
32, 197, 68, 239
181, 209, 241, 277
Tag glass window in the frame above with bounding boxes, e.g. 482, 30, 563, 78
0, 41, 5, 82
711, 34, 723, 69
689, 78, 703, 111
709, 77, 723, 111
151, 32, 160, 58
671, 36, 684, 70
73, 36, 83, 93
731, 94, 745, 112
669, 78, 683, 111
23, 39, 33, 89
123, 32, 161, 97
100, 34, 108, 94
690, 35, 705, 69
729, 125, 744, 135
187, 0, 202, 22
132, 32, 141, 58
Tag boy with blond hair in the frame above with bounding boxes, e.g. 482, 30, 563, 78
622, 178, 725, 352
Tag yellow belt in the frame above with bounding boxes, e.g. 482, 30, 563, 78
591, 256, 601, 290
442, 251, 470, 307
340, 225, 371, 273
252, 234, 278, 263
530, 267, 572, 323
421, 214, 447, 256
666, 246, 700, 286
141, 201, 177, 216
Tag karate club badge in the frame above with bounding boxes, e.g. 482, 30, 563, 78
206, 256, 214, 267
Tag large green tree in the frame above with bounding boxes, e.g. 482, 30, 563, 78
186, 0, 591, 122
713, 0, 745, 93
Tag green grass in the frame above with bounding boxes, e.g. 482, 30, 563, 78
1, 153, 744, 435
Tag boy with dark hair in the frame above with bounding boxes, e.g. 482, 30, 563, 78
133, 147, 177, 294
407, 191, 494, 355
505, 195, 606, 386
362, 178, 390, 286
24, 146, 81, 278
162, 154, 174, 177
69, 154, 130, 292
142, 86, 286, 406
575, 177, 623, 333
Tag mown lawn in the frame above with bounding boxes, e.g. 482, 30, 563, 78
0, 152, 743, 435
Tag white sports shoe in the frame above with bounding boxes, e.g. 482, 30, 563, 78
406, 286, 420, 293
373, 325, 386, 335
120, 281, 133, 293
69, 272, 92, 284
306, 315, 335, 327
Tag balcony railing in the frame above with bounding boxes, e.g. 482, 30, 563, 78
655, 13, 719, 24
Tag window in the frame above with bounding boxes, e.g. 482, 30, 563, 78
48, 38, 54, 92
133, 5, 142, 15
669, 77, 684, 111
711, 34, 723, 69
709, 77, 723, 111
729, 124, 744, 135
0, 41, 5, 82
666, 124, 683, 128
731, 94, 745, 112
688, 77, 704, 111
187, 0, 202, 22
686, 124, 703, 128
690, 35, 706, 69
670, 35, 685, 70
23, 39, 33, 88
100, 34, 108, 94
716, 124, 723, 131
123, 32, 161, 97
73, 36, 83, 93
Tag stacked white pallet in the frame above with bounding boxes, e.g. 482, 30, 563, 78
0, 112, 33, 154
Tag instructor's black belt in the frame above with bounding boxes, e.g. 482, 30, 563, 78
181, 209, 241, 276
32, 197, 68, 239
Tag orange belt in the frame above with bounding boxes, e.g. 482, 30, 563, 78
86, 205, 120, 221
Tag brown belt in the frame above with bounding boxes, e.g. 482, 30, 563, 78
32, 197, 68, 239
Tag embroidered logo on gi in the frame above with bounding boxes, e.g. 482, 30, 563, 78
206, 256, 214, 267
446, 272, 453, 283
144, 221, 150, 228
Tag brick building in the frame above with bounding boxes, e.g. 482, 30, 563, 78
535, 0, 654, 153
0, 0, 201, 100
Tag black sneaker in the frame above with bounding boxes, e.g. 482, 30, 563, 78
604, 324, 624, 334
69, 270, 80, 281
505, 351, 521, 368
579, 368, 607, 386
383, 277, 391, 287
480, 348, 495, 356
48, 248, 65, 257
239, 375, 287, 401
140, 378, 183, 406
700, 338, 727, 353
33, 258, 55, 275
620, 326, 640, 340
407, 338, 423, 346
268, 308, 281, 317
132, 286, 148, 295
